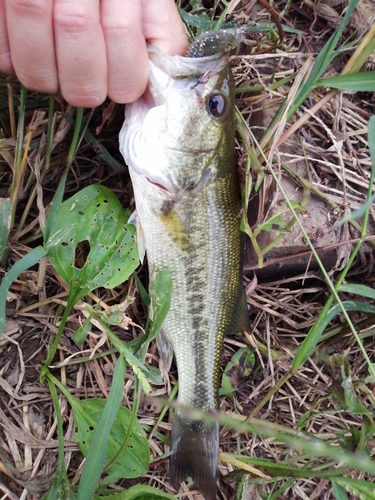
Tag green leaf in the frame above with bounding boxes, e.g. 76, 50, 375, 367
44, 172, 67, 242
95, 484, 176, 499
72, 397, 149, 485
287, 0, 359, 119
77, 356, 127, 500
220, 347, 255, 396
72, 314, 93, 345
43, 376, 77, 500
0, 245, 47, 335
0, 198, 11, 261
47, 184, 139, 304
338, 192, 375, 225
42, 477, 77, 500
293, 300, 375, 369
146, 269, 172, 342
339, 283, 375, 300
256, 213, 289, 232
369, 115, 375, 167
316, 72, 375, 91
332, 482, 350, 500
332, 477, 375, 500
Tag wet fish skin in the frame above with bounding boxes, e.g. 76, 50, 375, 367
120, 41, 249, 500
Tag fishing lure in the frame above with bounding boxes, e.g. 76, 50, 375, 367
186, 27, 244, 58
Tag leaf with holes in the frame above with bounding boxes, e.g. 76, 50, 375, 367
72, 397, 149, 484
47, 185, 139, 304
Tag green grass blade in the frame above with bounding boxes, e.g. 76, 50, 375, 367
332, 482, 350, 500
338, 284, 375, 300
0, 245, 47, 334
316, 72, 375, 91
44, 378, 77, 500
0, 198, 11, 261
44, 172, 67, 242
369, 115, 375, 164
293, 301, 375, 370
287, 0, 359, 118
77, 355, 126, 500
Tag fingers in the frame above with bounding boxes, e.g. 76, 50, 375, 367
142, 0, 188, 57
0, 0, 188, 106
53, 0, 107, 107
101, 0, 149, 104
0, 0, 13, 74
4, 0, 57, 92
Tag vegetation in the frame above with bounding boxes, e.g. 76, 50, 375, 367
0, 0, 375, 498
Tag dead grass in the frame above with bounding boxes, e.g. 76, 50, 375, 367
1, 1, 375, 499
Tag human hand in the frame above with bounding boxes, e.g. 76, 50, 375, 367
0, 0, 188, 107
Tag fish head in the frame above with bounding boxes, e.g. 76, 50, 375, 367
119, 46, 235, 194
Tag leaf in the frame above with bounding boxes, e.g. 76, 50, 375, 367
77, 356, 127, 500
0, 198, 11, 261
287, 0, 359, 119
332, 482, 350, 500
42, 477, 77, 500
72, 397, 149, 485
106, 326, 162, 389
95, 484, 176, 499
256, 213, 289, 233
292, 301, 375, 370
220, 347, 255, 396
72, 314, 93, 345
338, 192, 375, 225
339, 283, 375, 300
0, 245, 47, 335
369, 115, 375, 167
146, 269, 172, 342
47, 184, 139, 304
330, 354, 372, 418
44, 172, 67, 242
316, 72, 375, 91
332, 477, 375, 500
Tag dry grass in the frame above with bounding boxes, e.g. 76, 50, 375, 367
0, 1, 375, 499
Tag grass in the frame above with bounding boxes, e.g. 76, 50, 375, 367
1, 0, 375, 498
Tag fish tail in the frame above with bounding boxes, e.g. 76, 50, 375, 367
170, 410, 219, 500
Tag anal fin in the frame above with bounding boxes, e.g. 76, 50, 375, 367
228, 283, 250, 334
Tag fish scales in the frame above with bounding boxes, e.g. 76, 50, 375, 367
120, 29, 248, 500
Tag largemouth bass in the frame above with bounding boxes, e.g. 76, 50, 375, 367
119, 29, 249, 500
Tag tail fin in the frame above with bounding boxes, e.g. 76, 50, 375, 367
170, 410, 219, 500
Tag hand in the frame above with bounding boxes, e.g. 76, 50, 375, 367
0, 0, 188, 107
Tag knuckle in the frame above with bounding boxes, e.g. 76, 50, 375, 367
54, 3, 95, 34
10, 0, 48, 17
62, 85, 106, 108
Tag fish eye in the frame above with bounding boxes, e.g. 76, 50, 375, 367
206, 93, 227, 118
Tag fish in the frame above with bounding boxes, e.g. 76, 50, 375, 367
119, 29, 249, 500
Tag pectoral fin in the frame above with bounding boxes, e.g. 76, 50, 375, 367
128, 210, 146, 263
157, 209, 195, 255
156, 328, 173, 372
